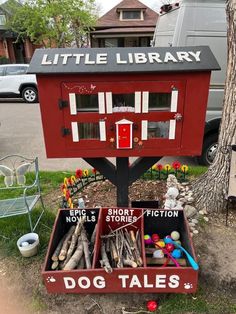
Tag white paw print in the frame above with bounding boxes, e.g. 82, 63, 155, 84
184, 283, 193, 290
46, 276, 56, 283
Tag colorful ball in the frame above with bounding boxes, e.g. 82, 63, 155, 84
163, 235, 171, 243
165, 243, 175, 252
171, 249, 182, 259
171, 231, 180, 241
144, 234, 152, 245
155, 240, 165, 248
163, 237, 172, 244
153, 249, 164, 259
146, 300, 158, 312
151, 233, 160, 243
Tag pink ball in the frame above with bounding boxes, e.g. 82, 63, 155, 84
144, 234, 152, 245
151, 234, 160, 243
165, 243, 175, 252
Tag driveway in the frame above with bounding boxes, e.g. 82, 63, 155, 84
0, 100, 197, 171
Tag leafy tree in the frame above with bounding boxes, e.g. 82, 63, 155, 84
192, 0, 236, 213
6, 0, 98, 47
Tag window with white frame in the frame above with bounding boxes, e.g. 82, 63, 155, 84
78, 123, 100, 139
120, 10, 143, 20
0, 14, 6, 26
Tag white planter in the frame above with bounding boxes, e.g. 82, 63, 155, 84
17, 233, 39, 257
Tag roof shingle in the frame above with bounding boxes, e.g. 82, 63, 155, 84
96, 0, 158, 29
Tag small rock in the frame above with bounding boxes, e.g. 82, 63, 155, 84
199, 210, 205, 215
180, 193, 186, 197
203, 216, 209, 222
187, 192, 193, 197
182, 182, 189, 186
190, 226, 195, 231
193, 229, 199, 234
192, 218, 198, 224
189, 222, 195, 227
184, 205, 198, 218
186, 197, 194, 203
185, 186, 189, 192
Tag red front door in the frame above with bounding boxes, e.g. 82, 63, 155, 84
118, 124, 131, 149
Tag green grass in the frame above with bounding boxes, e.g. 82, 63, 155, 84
0, 208, 55, 260
158, 288, 236, 313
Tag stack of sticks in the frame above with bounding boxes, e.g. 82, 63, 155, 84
51, 217, 97, 270
100, 228, 143, 273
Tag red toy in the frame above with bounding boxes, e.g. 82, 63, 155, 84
147, 300, 158, 312
165, 243, 175, 252
151, 233, 160, 243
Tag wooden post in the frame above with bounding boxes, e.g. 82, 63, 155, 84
116, 157, 129, 207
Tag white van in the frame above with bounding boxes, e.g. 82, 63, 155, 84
152, 0, 227, 165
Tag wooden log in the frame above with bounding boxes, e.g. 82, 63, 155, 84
65, 217, 85, 263
110, 239, 119, 263
51, 233, 67, 262
51, 261, 59, 270
130, 230, 143, 266
63, 237, 84, 270
123, 259, 138, 268
77, 255, 85, 269
90, 223, 97, 245
81, 229, 91, 269
146, 257, 187, 266
58, 225, 76, 261
100, 241, 113, 273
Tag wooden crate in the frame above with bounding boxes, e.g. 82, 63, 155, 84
42, 208, 198, 294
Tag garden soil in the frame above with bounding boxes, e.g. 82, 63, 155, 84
0, 180, 236, 314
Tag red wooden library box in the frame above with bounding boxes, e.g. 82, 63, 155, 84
29, 46, 220, 159
42, 208, 198, 294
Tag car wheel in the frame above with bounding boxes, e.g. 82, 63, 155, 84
197, 133, 218, 166
22, 87, 38, 103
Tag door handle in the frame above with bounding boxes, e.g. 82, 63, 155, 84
174, 113, 183, 121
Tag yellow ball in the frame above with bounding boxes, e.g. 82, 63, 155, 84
155, 240, 165, 248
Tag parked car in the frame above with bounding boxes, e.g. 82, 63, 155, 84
0, 64, 38, 103
152, 0, 227, 166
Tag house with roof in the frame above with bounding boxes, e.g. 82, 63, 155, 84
90, 0, 158, 48
0, 0, 39, 64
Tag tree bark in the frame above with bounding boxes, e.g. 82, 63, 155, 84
192, 0, 236, 213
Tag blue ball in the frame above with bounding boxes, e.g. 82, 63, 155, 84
164, 237, 172, 244
171, 249, 182, 259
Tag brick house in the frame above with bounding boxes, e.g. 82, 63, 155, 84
0, 0, 39, 64
90, 0, 158, 48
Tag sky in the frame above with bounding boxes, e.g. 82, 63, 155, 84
0, 0, 164, 14
96, 0, 164, 15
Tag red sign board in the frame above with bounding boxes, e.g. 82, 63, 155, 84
42, 208, 198, 294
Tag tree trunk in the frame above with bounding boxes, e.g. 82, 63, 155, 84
192, 0, 236, 213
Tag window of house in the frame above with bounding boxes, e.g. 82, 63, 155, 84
122, 10, 141, 20
104, 38, 118, 48
0, 15, 6, 26
149, 93, 171, 110
76, 94, 99, 112
112, 93, 135, 112
78, 123, 99, 139
148, 121, 170, 138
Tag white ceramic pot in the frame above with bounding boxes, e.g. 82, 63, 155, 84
17, 233, 39, 257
